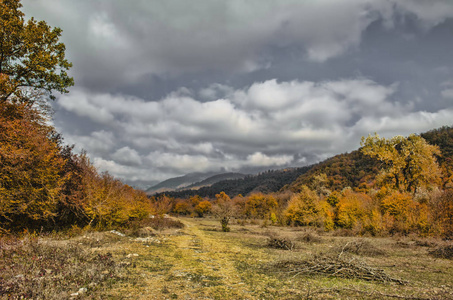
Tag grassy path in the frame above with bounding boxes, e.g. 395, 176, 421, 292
106, 218, 259, 299
101, 218, 453, 299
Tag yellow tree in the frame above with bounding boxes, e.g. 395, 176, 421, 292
361, 134, 441, 194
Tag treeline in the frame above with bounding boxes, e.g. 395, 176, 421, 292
0, 0, 152, 233
157, 166, 312, 199
0, 101, 152, 233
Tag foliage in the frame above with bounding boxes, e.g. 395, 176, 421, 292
361, 133, 441, 193
0, 0, 73, 103
285, 186, 322, 227
244, 193, 278, 219
194, 200, 212, 217
0, 101, 65, 229
213, 192, 235, 232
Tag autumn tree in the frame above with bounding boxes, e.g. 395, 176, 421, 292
0, 101, 65, 229
0, 0, 73, 103
361, 134, 441, 194
194, 200, 212, 217
213, 192, 235, 232
244, 193, 278, 219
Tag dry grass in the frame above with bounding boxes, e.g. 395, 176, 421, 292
1, 218, 453, 299
0, 235, 128, 299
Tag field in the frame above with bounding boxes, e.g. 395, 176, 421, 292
1, 217, 453, 299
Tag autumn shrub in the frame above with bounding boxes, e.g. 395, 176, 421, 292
244, 193, 278, 219
379, 190, 431, 235
429, 189, 453, 239
194, 200, 212, 217
213, 192, 236, 232
334, 189, 372, 230
285, 186, 321, 227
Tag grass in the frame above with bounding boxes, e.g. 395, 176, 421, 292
1, 217, 453, 299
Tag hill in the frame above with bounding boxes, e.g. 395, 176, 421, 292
286, 126, 453, 193
185, 172, 247, 190
157, 166, 312, 198
146, 172, 218, 194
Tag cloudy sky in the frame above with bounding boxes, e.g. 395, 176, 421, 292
22, 0, 453, 187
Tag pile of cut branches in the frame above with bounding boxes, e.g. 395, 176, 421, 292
272, 252, 405, 284
333, 240, 385, 257
267, 237, 295, 251
429, 244, 453, 259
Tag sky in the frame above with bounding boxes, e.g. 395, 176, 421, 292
22, 0, 453, 187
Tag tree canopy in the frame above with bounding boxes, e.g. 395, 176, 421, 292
360, 133, 441, 193
0, 0, 73, 103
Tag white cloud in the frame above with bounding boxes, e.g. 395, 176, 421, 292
246, 152, 293, 167
112, 147, 142, 166
55, 78, 453, 182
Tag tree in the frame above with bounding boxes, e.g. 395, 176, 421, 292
361, 134, 441, 194
0, 101, 65, 228
0, 0, 73, 103
213, 192, 235, 232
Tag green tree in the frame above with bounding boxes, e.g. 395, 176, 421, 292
361, 134, 441, 193
0, 0, 73, 103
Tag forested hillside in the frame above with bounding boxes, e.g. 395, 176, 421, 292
157, 166, 312, 198
287, 126, 453, 193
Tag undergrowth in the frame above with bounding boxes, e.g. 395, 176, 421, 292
0, 235, 128, 299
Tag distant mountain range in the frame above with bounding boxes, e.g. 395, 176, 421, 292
146, 172, 247, 195
153, 166, 312, 198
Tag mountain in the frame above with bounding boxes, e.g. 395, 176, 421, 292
186, 172, 247, 190
146, 172, 218, 195
156, 166, 312, 198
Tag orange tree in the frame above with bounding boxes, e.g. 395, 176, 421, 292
0, 101, 65, 229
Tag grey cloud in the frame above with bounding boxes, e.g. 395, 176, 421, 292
22, 0, 453, 93
56, 78, 453, 182
19, 1, 453, 183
